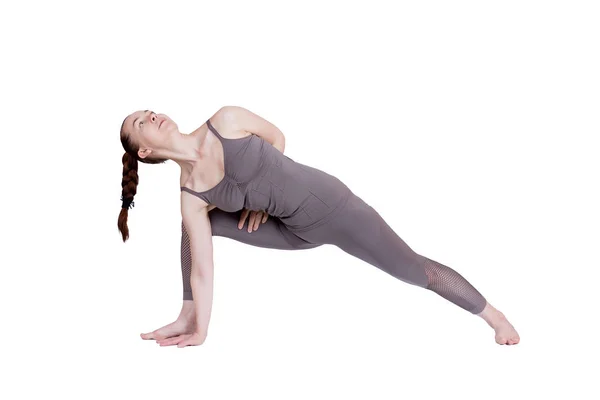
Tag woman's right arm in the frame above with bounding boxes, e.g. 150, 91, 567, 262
181, 208, 216, 301
180, 169, 216, 301
181, 194, 216, 342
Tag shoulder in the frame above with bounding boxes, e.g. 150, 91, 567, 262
180, 181, 217, 212
210, 106, 252, 139
180, 168, 190, 188
213, 105, 244, 126
217, 105, 244, 120
214, 105, 284, 146
180, 174, 217, 212
181, 189, 209, 212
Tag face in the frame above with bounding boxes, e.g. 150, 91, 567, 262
124, 110, 177, 159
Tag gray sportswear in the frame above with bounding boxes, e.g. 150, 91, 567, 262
180, 119, 487, 314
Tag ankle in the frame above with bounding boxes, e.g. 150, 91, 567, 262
478, 302, 505, 326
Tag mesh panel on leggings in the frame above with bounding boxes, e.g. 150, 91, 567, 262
422, 256, 486, 314
181, 222, 193, 300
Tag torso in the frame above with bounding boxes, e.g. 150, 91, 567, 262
180, 111, 353, 229
180, 111, 252, 210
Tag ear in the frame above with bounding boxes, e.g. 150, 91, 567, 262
138, 148, 152, 159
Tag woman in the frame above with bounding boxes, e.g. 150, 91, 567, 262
119, 106, 520, 347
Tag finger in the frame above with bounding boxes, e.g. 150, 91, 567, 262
250, 211, 259, 231
238, 209, 249, 229
141, 321, 185, 340
253, 213, 261, 231
157, 335, 180, 345
261, 213, 268, 223
140, 332, 155, 340
248, 212, 256, 233
158, 335, 187, 346
141, 330, 169, 341
162, 334, 190, 346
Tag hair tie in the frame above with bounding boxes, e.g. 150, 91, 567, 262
121, 195, 135, 210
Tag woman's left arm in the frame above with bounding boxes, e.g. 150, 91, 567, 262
271, 140, 285, 154
222, 106, 286, 153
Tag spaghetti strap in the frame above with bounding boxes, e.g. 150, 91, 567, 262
206, 119, 224, 140
180, 186, 211, 202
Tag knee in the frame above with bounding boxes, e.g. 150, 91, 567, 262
405, 253, 431, 288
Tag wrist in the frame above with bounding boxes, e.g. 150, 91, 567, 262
180, 301, 195, 317
194, 330, 207, 342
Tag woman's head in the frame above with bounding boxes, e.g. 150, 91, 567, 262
122, 110, 178, 158
118, 109, 178, 242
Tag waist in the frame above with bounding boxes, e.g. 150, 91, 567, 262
284, 187, 352, 233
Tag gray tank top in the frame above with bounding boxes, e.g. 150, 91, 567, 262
181, 119, 351, 232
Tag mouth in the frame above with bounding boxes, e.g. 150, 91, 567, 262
159, 119, 164, 128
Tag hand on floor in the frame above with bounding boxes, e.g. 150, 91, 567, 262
140, 303, 197, 345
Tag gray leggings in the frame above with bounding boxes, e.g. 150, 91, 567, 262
181, 192, 487, 314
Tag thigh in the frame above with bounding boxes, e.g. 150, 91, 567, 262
294, 193, 429, 287
207, 208, 321, 251
181, 209, 321, 300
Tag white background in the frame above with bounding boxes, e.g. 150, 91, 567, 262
1, 0, 598, 399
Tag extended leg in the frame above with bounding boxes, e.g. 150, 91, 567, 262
418, 256, 487, 314
294, 193, 487, 314
181, 208, 321, 300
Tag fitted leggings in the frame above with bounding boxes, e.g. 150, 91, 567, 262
181, 192, 487, 314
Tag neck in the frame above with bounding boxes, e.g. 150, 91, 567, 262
171, 128, 209, 174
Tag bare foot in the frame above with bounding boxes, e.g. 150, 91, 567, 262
476, 302, 520, 345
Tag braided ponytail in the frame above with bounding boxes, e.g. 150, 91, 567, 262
118, 152, 139, 242
119, 115, 168, 242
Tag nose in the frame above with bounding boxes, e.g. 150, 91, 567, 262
156, 114, 166, 128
